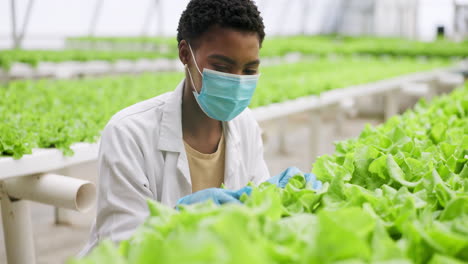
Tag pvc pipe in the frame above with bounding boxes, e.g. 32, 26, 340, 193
384, 89, 401, 121
54, 164, 98, 225
1, 198, 36, 264
436, 73, 465, 94
4, 173, 96, 212
278, 118, 289, 155
309, 110, 322, 163
438, 73, 464, 87
401, 82, 430, 97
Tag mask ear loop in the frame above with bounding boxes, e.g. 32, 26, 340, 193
185, 45, 212, 119
185, 43, 203, 95
185, 64, 199, 95
188, 44, 203, 76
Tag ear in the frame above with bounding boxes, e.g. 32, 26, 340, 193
178, 40, 190, 65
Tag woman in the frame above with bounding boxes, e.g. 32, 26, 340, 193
81, 0, 320, 255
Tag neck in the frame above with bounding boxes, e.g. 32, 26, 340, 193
182, 80, 222, 141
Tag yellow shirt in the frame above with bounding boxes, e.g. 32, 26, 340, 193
183, 133, 226, 193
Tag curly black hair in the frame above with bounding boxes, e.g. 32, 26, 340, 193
177, 0, 265, 47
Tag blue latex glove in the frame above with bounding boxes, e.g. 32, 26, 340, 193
176, 187, 251, 206
267, 166, 322, 189
306, 172, 323, 190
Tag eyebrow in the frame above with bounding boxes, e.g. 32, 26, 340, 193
208, 54, 260, 66
245, 59, 260, 66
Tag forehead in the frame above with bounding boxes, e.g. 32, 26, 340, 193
194, 26, 260, 62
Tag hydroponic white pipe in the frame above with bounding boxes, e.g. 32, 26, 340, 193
3, 173, 96, 212
1, 198, 36, 264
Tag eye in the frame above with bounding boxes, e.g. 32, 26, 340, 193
212, 64, 229, 72
243, 69, 258, 75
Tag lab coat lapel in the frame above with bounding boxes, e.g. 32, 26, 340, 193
223, 121, 246, 190
158, 79, 191, 186
176, 149, 190, 185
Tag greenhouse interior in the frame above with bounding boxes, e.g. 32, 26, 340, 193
1, 0, 468, 263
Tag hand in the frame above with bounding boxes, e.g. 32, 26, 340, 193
176, 187, 250, 206
305, 172, 322, 190
266, 166, 322, 189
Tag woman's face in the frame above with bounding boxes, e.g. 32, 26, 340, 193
179, 25, 261, 92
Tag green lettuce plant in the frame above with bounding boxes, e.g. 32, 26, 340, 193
70, 84, 467, 264
1, 57, 449, 159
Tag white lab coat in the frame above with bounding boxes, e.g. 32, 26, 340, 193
80, 79, 270, 255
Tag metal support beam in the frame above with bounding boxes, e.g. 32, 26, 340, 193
140, 0, 163, 36
89, 0, 104, 36
141, 0, 156, 36
16, 0, 35, 48
278, 0, 293, 35
9, 0, 35, 49
156, 0, 164, 36
412, 0, 419, 39
301, 0, 315, 34
10, 0, 18, 49
454, 1, 468, 39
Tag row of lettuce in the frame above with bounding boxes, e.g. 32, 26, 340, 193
70, 81, 468, 264
66, 36, 175, 45
260, 35, 468, 58
0, 49, 178, 71
1, 35, 467, 70
67, 35, 468, 58
0, 57, 450, 159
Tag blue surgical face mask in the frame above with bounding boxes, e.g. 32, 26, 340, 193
186, 44, 260, 121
